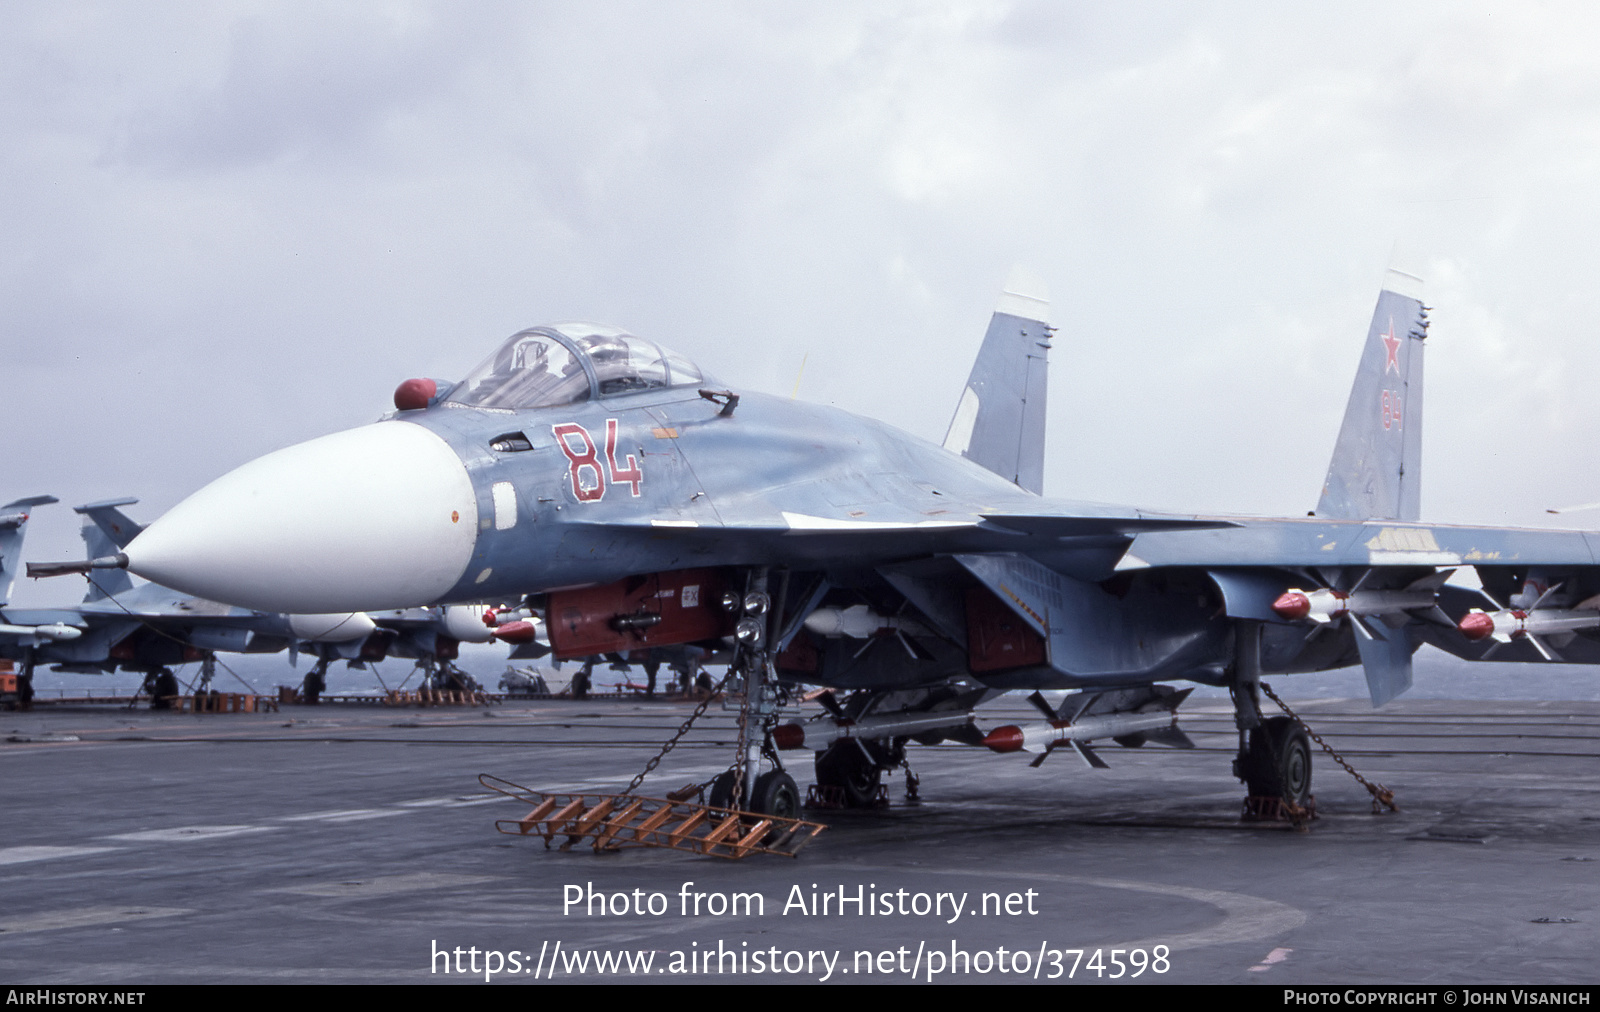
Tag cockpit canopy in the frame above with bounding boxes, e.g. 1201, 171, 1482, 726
445, 323, 704, 410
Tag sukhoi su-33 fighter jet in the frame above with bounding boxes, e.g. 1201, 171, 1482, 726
45, 268, 1600, 817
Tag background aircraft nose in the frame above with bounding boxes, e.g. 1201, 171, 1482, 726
125, 421, 479, 613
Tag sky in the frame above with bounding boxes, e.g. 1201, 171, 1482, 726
7, 1, 1600, 608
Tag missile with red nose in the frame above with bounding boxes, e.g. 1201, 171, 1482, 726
481, 605, 544, 644
1271, 584, 1441, 623
1457, 605, 1600, 644
491, 620, 541, 644
772, 709, 979, 751
982, 686, 1193, 767
774, 684, 998, 751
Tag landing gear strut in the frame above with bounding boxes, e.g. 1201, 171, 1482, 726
15, 649, 35, 711
143, 668, 179, 710
430, 659, 480, 693
302, 657, 329, 705
716, 567, 798, 817
1229, 621, 1314, 817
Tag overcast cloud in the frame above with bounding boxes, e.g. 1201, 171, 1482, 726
6, 2, 1600, 605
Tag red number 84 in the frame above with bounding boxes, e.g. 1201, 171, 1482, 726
552, 420, 643, 502
1381, 390, 1402, 431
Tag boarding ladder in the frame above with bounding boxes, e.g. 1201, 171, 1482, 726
479, 774, 826, 860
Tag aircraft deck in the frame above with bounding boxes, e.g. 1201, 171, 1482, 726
2, 695, 1596, 985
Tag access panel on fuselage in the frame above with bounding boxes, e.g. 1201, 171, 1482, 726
546, 567, 736, 660
965, 585, 1048, 672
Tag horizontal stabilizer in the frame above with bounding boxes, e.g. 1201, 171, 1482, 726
2, 495, 60, 514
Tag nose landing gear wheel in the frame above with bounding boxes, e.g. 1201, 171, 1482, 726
750, 771, 800, 820
707, 770, 738, 811
707, 769, 801, 819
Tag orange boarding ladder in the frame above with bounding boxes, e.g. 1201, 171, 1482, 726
478, 774, 825, 860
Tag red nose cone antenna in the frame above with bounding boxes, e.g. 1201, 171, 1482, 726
1271, 591, 1312, 620
771, 724, 805, 750
393, 378, 438, 411
1457, 612, 1495, 641
982, 726, 1026, 753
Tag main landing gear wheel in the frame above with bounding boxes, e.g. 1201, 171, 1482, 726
1243, 715, 1312, 805
815, 740, 883, 808
151, 669, 179, 711
707, 771, 738, 811
750, 771, 800, 820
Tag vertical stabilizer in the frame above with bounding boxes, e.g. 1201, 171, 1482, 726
1317, 270, 1428, 521
78, 519, 134, 602
75, 497, 145, 549
943, 268, 1052, 494
0, 496, 58, 606
74, 498, 141, 602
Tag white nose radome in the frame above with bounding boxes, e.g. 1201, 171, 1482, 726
126, 422, 479, 613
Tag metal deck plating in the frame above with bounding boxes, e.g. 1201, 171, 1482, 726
1, 695, 1595, 985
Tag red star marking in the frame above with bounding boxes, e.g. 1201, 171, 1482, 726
1382, 320, 1401, 374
